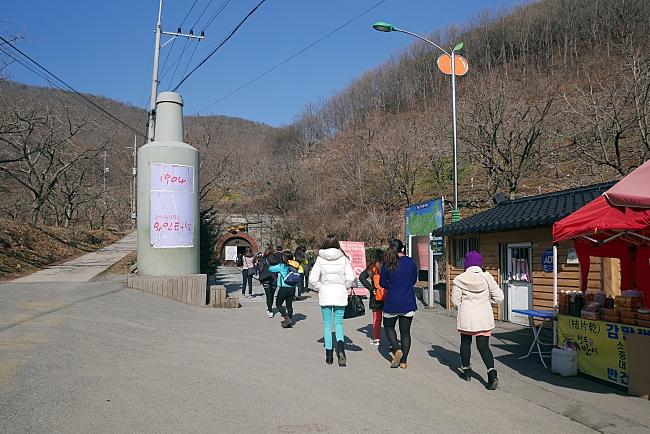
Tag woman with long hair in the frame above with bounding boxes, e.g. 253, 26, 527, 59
452, 251, 504, 390
269, 251, 301, 328
359, 249, 385, 346
258, 247, 278, 317
309, 235, 355, 366
241, 247, 255, 299
379, 239, 418, 369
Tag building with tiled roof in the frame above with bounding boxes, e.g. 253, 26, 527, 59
434, 182, 616, 237
433, 182, 619, 325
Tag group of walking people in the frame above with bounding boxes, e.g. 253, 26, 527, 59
238, 235, 503, 389
243, 245, 311, 326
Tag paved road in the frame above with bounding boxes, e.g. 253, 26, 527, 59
1, 234, 649, 433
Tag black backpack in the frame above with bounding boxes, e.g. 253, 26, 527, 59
258, 257, 272, 281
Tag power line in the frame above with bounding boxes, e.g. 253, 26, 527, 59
199, 0, 232, 31
0, 36, 147, 139
159, 0, 199, 76
180, 0, 200, 27
160, 1, 229, 93
172, 0, 268, 92
192, 0, 388, 116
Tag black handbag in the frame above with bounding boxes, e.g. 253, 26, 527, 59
344, 289, 366, 319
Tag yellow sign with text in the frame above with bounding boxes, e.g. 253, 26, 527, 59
557, 315, 650, 386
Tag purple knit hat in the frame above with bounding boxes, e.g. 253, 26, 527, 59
464, 251, 483, 269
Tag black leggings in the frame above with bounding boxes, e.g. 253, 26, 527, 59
276, 286, 295, 318
383, 315, 412, 363
262, 279, 274, 312
460, 334, 494, 370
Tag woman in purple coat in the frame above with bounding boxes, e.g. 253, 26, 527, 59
379, 239, 418, 369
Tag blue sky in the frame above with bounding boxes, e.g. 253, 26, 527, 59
3, 0, 516, 128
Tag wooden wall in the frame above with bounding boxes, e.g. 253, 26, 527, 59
444, 228, 618, 321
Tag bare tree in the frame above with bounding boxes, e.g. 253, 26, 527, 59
0, 96, 114, 226
46, 159, 100, 227
0, 24, 26, 82
460, 74, 554, 197
560, 64, 647, 178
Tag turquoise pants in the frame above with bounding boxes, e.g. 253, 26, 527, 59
321, 306, 345, 350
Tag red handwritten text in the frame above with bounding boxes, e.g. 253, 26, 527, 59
153, 221, 192, 232
160, 173, 188, 185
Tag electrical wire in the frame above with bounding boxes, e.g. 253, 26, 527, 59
160, 0, 229, 90
180, 0, 200, 27
135, 32, 157, 133
167, 37, 196, 88
0, 36, 147, 139
171, 0, 267, 92
199, 0, 231, 31
179, 40, 202, 85
192, 0, 387, 115
160, 0, 199, 78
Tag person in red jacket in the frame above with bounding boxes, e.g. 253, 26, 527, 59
359, 249, 385, 346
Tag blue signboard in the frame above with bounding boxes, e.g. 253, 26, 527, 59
405, 198, 443, 237
542, 248, 554, 272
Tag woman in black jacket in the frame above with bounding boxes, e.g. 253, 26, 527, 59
258, 247, 279, 318
359, 249, 385, 346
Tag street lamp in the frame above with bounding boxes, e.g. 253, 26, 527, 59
373, 22, 466, 222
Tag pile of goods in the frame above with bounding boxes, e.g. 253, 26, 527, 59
602, 291, 649, 327
558, 291, 606, 318
559, 290, 649, 326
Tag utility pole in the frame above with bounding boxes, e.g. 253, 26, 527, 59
148, 0, 204, 143
102, 150, 109, 202
126, 136, 137, 229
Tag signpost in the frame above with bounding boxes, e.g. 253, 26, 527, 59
405, 198, 444, 306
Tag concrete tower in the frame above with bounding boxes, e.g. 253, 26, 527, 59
136, 92, 200, 275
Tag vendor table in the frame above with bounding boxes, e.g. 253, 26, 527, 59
512, 309, 556, 368
557, 314, 650, 386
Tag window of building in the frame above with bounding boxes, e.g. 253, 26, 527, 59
453, 237, 479, 269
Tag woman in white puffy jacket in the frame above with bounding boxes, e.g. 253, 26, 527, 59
309, 235, 355, 366
452, 251, 504, 390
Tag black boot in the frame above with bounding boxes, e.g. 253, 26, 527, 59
326, 349, 333, 365
486, 368, 499, 390
336, 340, 346, 366
459, 366, 472, 381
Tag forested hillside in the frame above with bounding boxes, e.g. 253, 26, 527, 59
252, 0, 650, 247
2, 0, 649, 252
0, 79, 274, 232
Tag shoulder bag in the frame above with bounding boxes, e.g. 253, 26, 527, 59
344, 288, 366, 319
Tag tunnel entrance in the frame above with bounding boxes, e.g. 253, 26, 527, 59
215, 232, 259, 266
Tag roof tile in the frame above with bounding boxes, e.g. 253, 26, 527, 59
433, 182, 617, 237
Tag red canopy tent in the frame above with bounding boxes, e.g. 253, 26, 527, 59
604, 159, 650, 209
553, 161, 650, 306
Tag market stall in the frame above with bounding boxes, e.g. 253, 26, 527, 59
551, 160, 650, 386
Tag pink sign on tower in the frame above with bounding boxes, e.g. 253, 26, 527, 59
339, 241, 368, 296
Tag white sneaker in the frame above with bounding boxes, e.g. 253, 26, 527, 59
370, 339, 380, 346
267, 311, 274, 318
